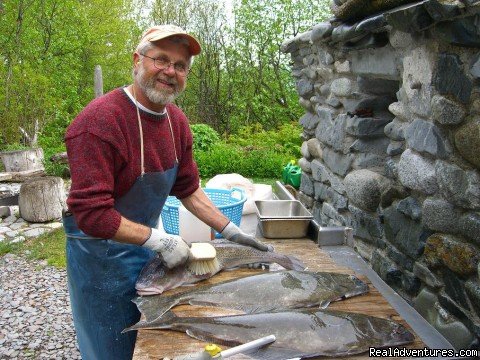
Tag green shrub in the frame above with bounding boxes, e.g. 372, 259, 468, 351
43, 160, 69, 178
0, 143, 30, 151
38, 111, 70, 177
239, 148, 290, 178
194, 142, 291, 179
228, 122, 302, 159
194, 142, 242, 178
190, 123, 220, 152
193, 122, 301, 179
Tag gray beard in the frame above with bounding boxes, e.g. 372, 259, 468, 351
136, 65, 179, 105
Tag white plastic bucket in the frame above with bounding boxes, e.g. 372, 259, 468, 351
178, 205, 211, 244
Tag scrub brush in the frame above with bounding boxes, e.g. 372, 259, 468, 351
187, 243, 220, 275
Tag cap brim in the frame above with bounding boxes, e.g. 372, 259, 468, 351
149, 33, 201, 56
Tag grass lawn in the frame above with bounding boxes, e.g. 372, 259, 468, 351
0, 227, 67, 268
0, 177, 279, 268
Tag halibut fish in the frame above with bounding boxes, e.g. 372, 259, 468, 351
132, 270, 369, 323
135, 240, 306, 295
124, 309, 414, 358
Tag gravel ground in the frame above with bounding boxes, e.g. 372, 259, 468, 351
0, 253, 81, 359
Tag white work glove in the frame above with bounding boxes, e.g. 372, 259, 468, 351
142, 228, 190, 269
221, 222, 272, 252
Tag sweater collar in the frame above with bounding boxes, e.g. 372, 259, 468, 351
123, 87, 167, 117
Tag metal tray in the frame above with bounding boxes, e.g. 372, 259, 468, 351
255, 200, 312, 219
255, 200, 313, 238
257, 218, 312, 238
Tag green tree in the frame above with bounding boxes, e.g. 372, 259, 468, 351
149, 0, 229, 130
148, 0, 330, 134
0, 0, 141, 148
222, 0, 331, 132
0, 0, 330, 172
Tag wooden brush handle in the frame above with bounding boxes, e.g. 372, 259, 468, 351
189, 243, 216, 261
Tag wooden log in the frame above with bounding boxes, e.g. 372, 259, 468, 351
0, 169, 46, 183
0, 173, 12, 182
0, 148, 44, 172
19, 176, 66, 222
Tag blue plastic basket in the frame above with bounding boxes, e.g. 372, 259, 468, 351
161, 187, 246, 238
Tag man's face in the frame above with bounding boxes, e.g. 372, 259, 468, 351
135, 39, 190, 106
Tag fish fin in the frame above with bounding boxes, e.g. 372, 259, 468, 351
122, 320, 148, 333
132, 294, 181, 322
274, 254, 306, 271
185, 330, 243, 348
157, 309, 177, 324
122, 311, 178, 333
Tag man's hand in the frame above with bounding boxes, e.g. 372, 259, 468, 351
142, 229, 190, 268
221, 222, 272, 251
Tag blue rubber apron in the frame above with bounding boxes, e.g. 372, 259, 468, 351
64, 101, 180, 360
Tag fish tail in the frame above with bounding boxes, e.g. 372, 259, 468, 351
132, 294, 181, 322
275, 254, 306, 271
122, 321, 147, 333
122, 311, 178, 333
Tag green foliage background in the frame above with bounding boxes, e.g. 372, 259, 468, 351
0, 0, 141, 147
0, 0, 330, 178
191, 122, 302, 178
190, 123, 221, 152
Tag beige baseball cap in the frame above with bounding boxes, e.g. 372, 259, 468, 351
136, 25, 201, 55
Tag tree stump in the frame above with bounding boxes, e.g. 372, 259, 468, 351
0, 148, 44, 172
19, 176, 66, 222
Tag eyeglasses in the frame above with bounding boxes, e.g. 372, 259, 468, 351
140, 53, 189, 76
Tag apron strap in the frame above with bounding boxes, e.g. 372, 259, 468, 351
133, 86, 146, 176
166, 110, 179, 164
132, 86, 179, 175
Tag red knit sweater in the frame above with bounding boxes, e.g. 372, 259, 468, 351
65, 88, 199, 239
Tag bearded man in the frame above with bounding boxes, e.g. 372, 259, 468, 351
63, 25, 269, 360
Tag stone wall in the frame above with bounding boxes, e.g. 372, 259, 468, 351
282, 0, 480, 350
